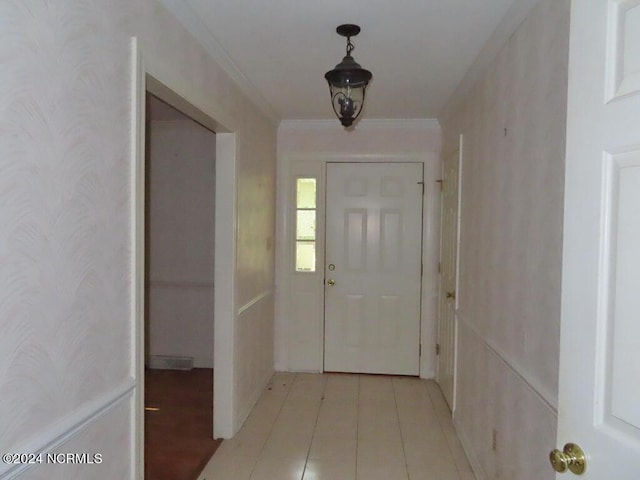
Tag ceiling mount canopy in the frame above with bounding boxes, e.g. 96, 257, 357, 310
324, 24, 373, 128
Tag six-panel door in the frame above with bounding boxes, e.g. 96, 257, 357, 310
324, 163, 423, 375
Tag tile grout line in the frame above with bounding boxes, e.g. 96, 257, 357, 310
391, 378, 412, 480
424, 381, 467, 480
300, 374, 329, 480
246, 373, 297, 480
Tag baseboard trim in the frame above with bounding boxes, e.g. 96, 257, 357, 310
1, 378, 136, 479
453, 414, 486, 480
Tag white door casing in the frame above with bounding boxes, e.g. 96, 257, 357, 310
437, 141, 462, 409
557, 0, 640, 477
324, 163, 423, 376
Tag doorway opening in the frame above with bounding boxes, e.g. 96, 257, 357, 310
143, 93, 220, 480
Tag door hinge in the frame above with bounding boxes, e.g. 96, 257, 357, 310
419, 344, 422, 356
436, 344, 440, 355
420, 263, 423, 276
436, 179, 443, 192
417, 181, 425, 195
438, 262, 441, 274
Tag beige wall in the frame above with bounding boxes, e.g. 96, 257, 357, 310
438, 0, 570, 479
0, 0, 277, 477
277, 120, 442, 156
147, 112, 216, 368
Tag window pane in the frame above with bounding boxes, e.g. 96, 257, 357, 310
297, 178, 316, 209
296, 241, 316, 272
296, 210, 316, 240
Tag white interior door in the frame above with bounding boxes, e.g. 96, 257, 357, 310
437, 143, 461, 409
324, 163, 423, 375
556, 0, 640, 477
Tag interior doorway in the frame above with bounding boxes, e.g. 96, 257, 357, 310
144, 93, 220, 480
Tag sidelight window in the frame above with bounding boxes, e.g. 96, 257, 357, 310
295, 177, 317, 272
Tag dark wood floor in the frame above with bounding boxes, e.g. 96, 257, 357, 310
145, 368, 222, 480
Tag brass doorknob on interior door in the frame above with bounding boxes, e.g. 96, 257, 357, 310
327, 279, 335, 286
446, 291, 456, 299
549, 443, 586, 475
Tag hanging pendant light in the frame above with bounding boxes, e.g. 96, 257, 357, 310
324, 24, 372, 128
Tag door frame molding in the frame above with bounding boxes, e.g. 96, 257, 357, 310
131, 37, 238, 476
436, 134, 464, 411
275, 153, 441, 378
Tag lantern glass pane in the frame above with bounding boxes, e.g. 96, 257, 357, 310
330, 85, 366, 123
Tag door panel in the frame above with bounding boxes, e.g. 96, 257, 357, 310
324, 163, 423, 375
557, 0, 640, 476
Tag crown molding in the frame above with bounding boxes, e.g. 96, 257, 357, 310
279, 118, 441, 131
157, 0, 281, 124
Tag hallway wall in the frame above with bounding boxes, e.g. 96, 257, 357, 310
438, 0, 570, 479
147, 111, 216, 368
0, 0, 277, 478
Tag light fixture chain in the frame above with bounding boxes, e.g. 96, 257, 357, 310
346, 37, 354, 56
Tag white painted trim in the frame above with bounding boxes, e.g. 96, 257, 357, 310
134, 40, 239, 446
457, 314, 558, 412
213, 132, 237, 438
149, 280, 215, 289
130, 36, 145, 480
155, 0, 280, 123
420, 158, 443, 379
237, 290, 274, 315
1, 379, 136, 479
146, 75, 233, 134
274, 144, 288, 372
279, 118, 440, 131
452, 134, 464, 413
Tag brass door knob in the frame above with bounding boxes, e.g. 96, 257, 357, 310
446, 291, 456, 299
549, 443, 586, 475
327, 279, 335, 286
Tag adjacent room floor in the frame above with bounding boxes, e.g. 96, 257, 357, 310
145, 368, 222, 480
198, 372, 476, 480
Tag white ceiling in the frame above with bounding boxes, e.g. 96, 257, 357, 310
159, 0, 535, 122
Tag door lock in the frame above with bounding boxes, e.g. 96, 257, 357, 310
326, 279, 336, 286
549, 443, 586, 475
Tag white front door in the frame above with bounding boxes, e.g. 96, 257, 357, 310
557, 0, 640, 477
324, 163, 423, 375
437, 143, 461, 409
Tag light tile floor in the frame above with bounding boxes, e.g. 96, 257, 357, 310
198, 373, 476, 480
